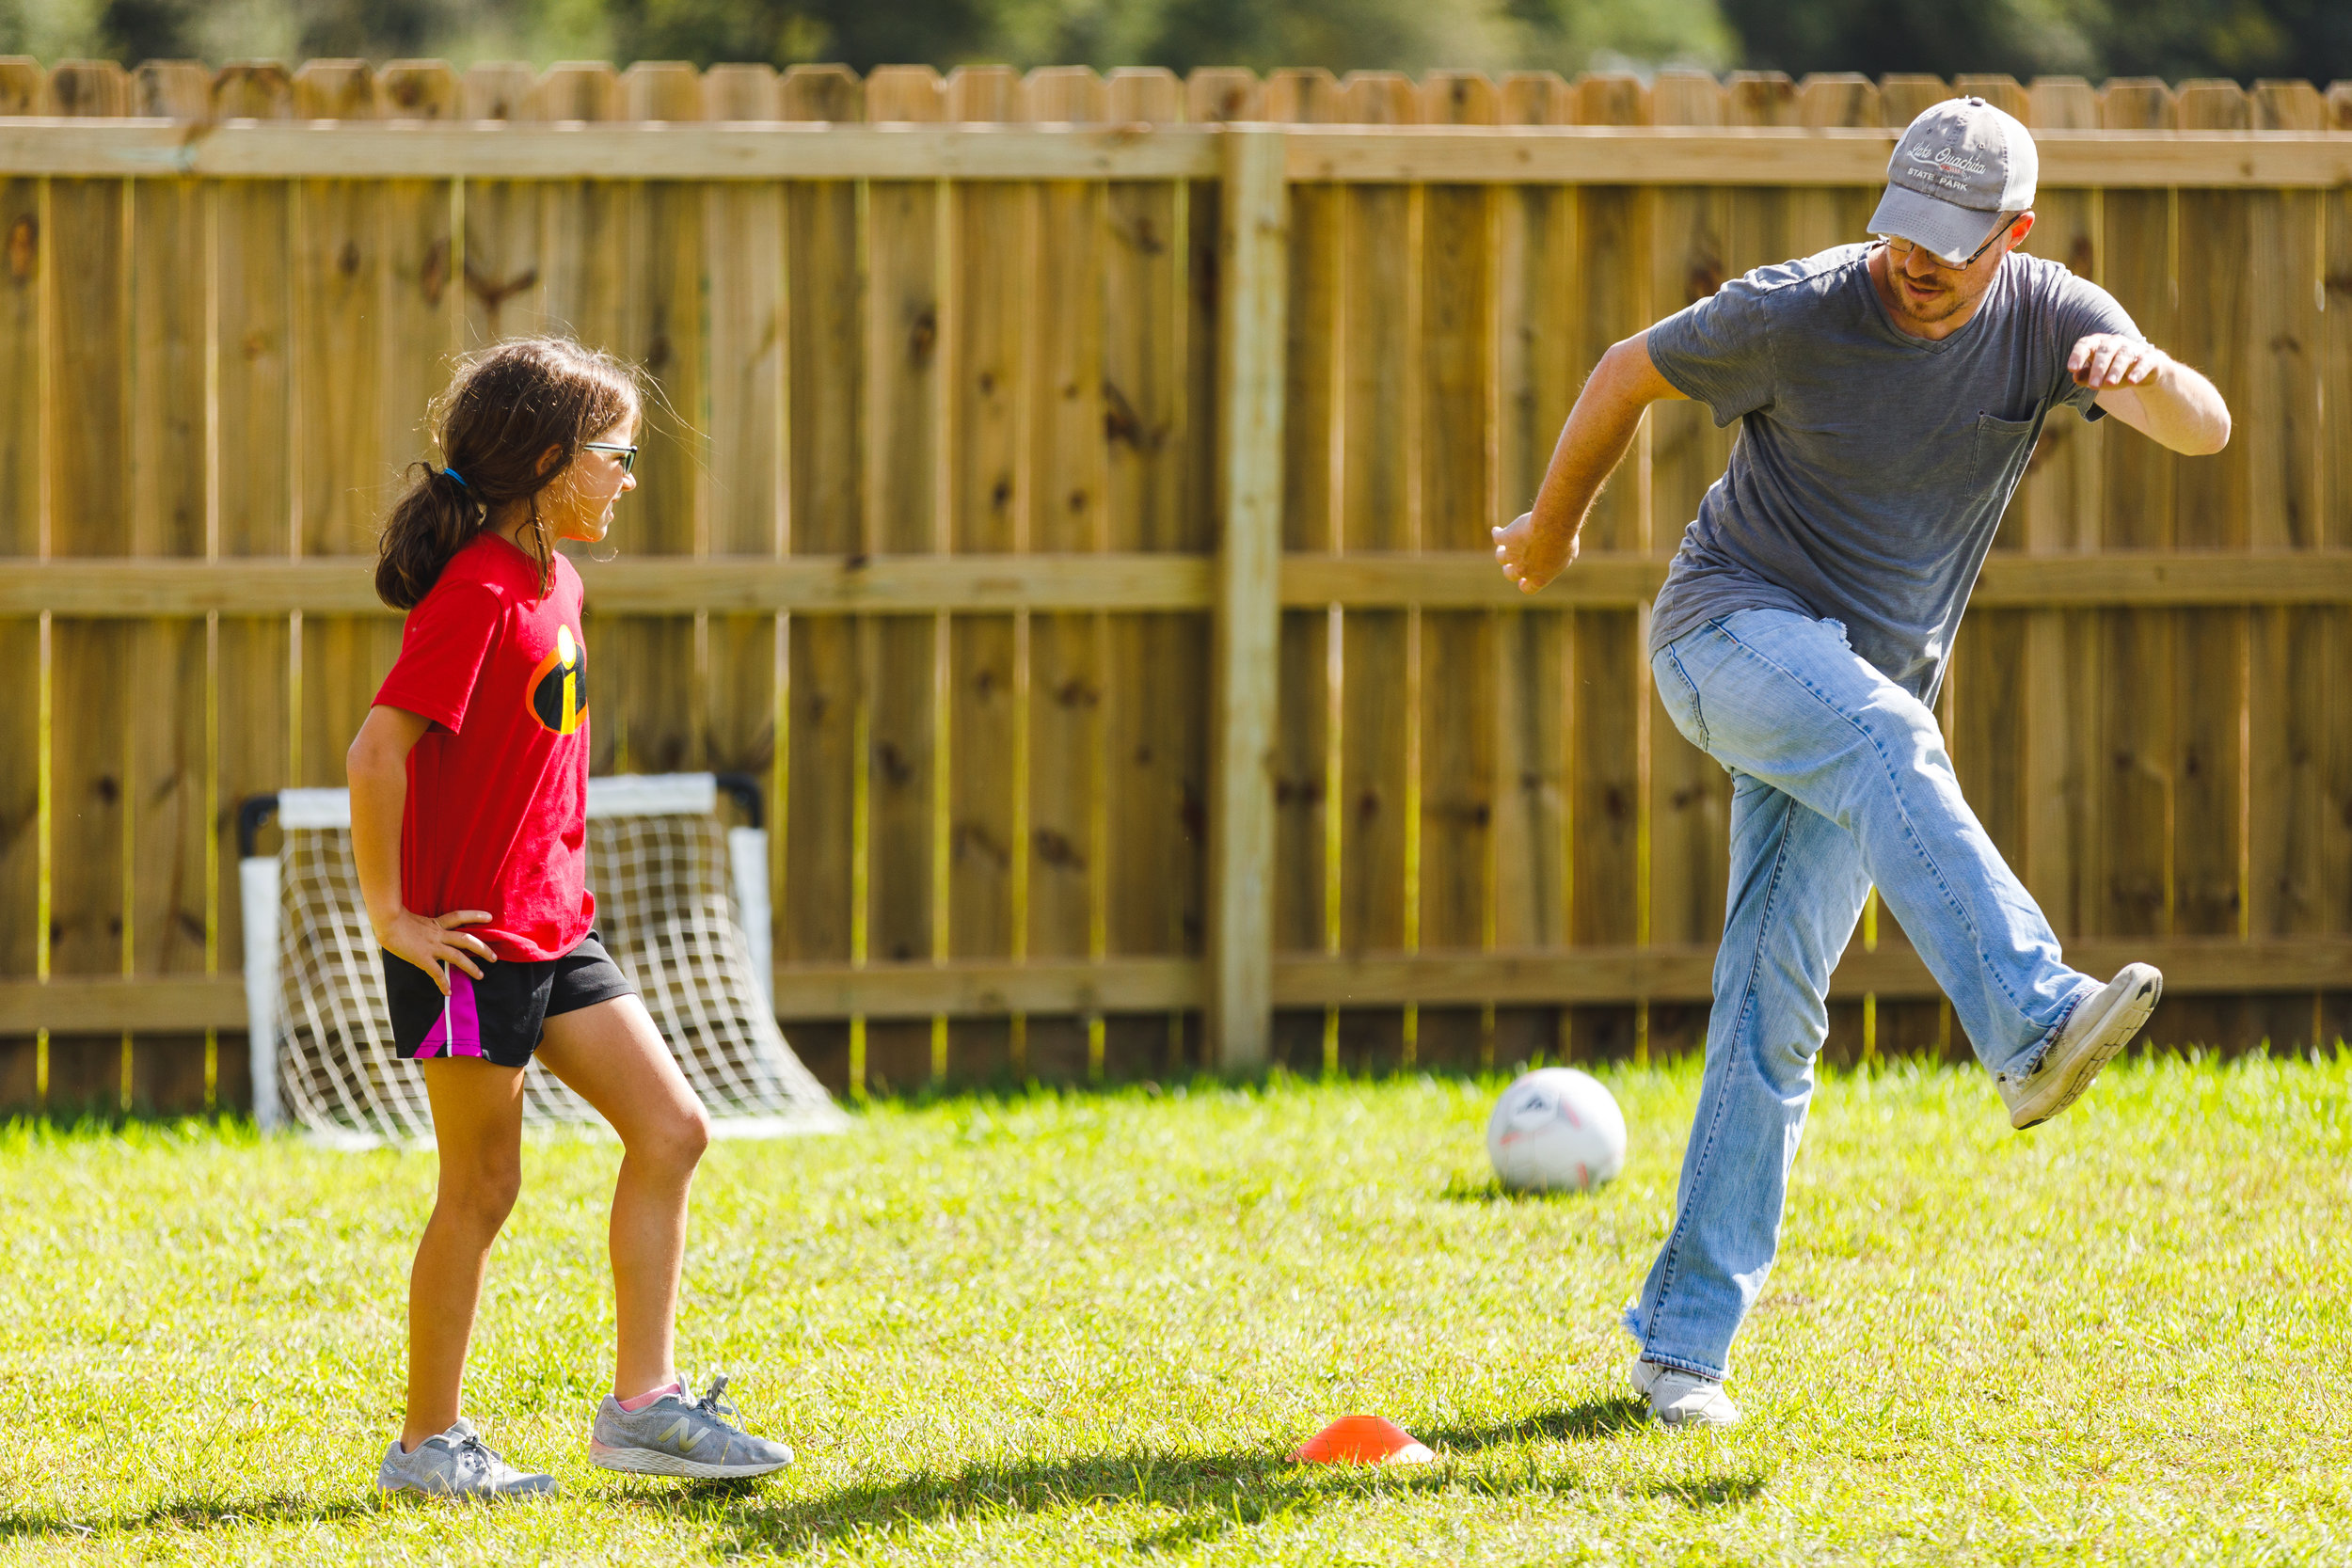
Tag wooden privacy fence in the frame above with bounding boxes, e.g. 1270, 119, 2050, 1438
2, 56, 2351, 1113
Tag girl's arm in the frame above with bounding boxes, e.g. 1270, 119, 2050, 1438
347, 704, 496, 996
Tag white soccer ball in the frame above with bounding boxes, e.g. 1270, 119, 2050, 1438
1486, 1068, 1627, 1194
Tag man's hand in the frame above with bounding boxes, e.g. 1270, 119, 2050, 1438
2067, 332, 2165, 390
378, 908, 498, 996
1493, 511, 1579, 594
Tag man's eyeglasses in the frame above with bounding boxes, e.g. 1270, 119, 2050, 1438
1879, 214, 2016, 272
583, 441, 638, 475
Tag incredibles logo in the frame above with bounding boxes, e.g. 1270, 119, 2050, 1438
528, 624, 588, 735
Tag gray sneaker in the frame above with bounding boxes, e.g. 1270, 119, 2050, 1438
590, 1375, 794, 1480
1996, 963, 2162, 1131
1629, 1356, 1741, 1428
376, 1418, 556, 1499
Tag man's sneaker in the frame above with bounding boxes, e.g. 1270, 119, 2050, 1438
376, 1418, 556, 1499
1996, 963, 2162, 1131
590, 1375, 794, 1480
1629, 1355, 1741, 1428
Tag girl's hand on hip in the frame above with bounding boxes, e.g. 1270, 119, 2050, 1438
1493, 511, 1577, 594
379, 909, 498, 994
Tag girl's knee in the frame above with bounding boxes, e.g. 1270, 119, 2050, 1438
435, 1161, 521, 1236
675, 1104, 712, 1166
629, 1101, 710, 1174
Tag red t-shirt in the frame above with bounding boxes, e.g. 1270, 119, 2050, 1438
373, 532, 593, 962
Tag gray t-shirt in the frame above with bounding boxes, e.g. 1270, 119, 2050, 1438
1645, 243, 2137, 697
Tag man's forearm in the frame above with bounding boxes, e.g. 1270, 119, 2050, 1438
2096, 355, 2232, 455
1529, 338, 1671, 547
2129, 359, 2230, 454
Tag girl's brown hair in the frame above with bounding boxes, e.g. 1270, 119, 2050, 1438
375, 337, 641, 610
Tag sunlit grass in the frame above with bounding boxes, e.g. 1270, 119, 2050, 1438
4, 1052, 2349, 1563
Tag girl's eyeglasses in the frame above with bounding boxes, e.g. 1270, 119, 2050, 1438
583, 441, 638, 475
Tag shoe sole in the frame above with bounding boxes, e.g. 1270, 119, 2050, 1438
1648, 1406, 1741, 1429
2010, 967, 2161, 1130
590, 1439, 793, 1480
376, 1480, 555, 1500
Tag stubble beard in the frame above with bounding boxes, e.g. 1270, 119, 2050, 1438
1894, 274, 1967, 330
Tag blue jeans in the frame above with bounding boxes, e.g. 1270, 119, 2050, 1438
1626, 609, 2096, 1381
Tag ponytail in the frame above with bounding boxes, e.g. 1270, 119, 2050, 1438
376, 465, 489, 610
373, 337, 641, 611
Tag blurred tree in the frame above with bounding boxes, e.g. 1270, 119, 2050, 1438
1143, 0, 1729, 76
1721, 0, 2352, 86
97, 0, 470, 62
10, 0, 1731, 75
601, 0, 995, 71
2, 0, 2343, 84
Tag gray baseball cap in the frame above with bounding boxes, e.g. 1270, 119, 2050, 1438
1868, 97, 2038, 265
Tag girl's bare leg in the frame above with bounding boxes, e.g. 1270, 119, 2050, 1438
405, 1059, 529, 1449
535, 994, 711, 1402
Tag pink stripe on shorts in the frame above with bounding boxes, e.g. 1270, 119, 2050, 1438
411, 968, 484, 1059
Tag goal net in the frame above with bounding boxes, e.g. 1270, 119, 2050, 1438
238, 772, 845, 1147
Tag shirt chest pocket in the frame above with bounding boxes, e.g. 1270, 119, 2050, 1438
1972, 411, 2040, 492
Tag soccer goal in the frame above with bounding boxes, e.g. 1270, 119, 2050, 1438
238, 772, 845, 1147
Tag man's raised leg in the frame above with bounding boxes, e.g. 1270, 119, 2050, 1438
1661, 609, 2100, 1076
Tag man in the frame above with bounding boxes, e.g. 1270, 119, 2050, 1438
1491, 98, 2231, 1428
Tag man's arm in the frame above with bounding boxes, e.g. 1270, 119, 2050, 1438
2071, 333, 2231, 455
1494, 332, 1687, 594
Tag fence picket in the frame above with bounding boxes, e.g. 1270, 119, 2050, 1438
945, 66, 1030, 1084
1412, 71, 1499, 1071
126, 62, 212, 1108
2095, 80, 2178, 981
43, 62, 135, 1107
2327, 84, 2352, 1048
1022, 67, 1110, 1083
1332, 71, 1417, 1072
702, 63, 786, 1068
1263, 68, 1341, 1072
209, 66, 292, 1109
1565, 72, 1649, 1063
1487, 70, 1575, 1068
0, 86, 35, 1032
2244, 80, 2328, 1047
1100, 67, 1200, 1080
2170, 82, 2255, 1050
859, 65, 942, 1091
0, 56, 38, 1104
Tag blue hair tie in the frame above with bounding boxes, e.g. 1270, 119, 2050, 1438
442, 467, 469, 489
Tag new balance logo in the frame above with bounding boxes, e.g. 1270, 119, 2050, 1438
658, 1419, 703, 1453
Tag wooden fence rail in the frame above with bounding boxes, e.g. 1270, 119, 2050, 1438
2, 56, 2349, 1113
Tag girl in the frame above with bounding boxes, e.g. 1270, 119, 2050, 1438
350, 338, 791, 1498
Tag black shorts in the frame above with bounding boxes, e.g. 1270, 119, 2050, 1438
382, 929, 636, 1069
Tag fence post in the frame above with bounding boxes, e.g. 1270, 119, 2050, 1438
1207, 126, 1288, 1070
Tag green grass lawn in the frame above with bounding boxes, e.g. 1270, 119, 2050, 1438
4, 1053, 2349, 1565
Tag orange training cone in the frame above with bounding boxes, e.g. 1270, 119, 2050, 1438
1293, 1415, 1437, 1466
